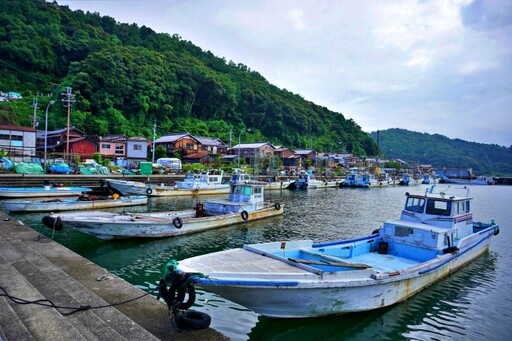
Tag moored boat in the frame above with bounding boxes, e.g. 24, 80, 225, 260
439, 175, 495, 185
41, 181, 283, 240
161, 185, 500, 318
288, 170, 339, 189
2, 194, 147, 212
106, 169, 230, 196
0, 185, 92, 198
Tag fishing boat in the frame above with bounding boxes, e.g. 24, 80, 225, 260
41, 181, 283, 240
438, 175, 495, 185
160, 185, 500, 318
0, 184, 92, 198
230, 169, 292, 191
340, 172, 391, 188
287, 170, 339, 189
106, 170, 230, 196
2, 194, 147, 212
398, 173, 422, 186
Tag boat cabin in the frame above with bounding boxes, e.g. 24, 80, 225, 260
378, 187, 474, 260
203, 182, 266, 215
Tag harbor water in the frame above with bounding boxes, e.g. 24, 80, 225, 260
4, 184, 511, 341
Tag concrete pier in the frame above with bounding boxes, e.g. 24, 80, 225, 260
0, 212, 228, 341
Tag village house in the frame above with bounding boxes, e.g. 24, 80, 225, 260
0, 124, 36, 162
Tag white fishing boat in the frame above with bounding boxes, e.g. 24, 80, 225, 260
42, 181, 283, 240
0, 185, 92, 198
287, 170, 339, 189
161, 185, 500, 318
106, 170, 230, 196
2, 194, 147, 212
340, 172, 392, 188
439, 175, 495, 185
398, 173, 422, 186
230, 169, 292, 191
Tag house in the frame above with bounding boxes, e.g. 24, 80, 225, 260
126, 136, 150, 160
195, 136, 228, 155
182, 150, 217, 165
98, 135, 126, 159
229, 142, 276, 166
154, 133, 201, 156
0, 125, 36, 162
36, 127, 96, 162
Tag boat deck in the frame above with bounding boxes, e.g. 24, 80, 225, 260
180, 248, 311, 275
180, 247, 423, 277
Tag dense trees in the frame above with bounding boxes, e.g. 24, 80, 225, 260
0, 0, 378, 156
371, 129, 512, 176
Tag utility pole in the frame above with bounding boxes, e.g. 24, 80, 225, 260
32, 98, 39, 129
61, 87, 75, 162
152, 119, 157, 163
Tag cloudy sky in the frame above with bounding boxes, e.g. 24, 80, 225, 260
58, 0, 512, 147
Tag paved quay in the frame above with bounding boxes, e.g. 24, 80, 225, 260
0, 212, 228, 341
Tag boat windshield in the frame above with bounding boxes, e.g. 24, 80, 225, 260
426, 199, 451, 216
406, 197, 425, 213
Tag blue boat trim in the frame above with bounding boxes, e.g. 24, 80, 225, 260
313, 234, 375, 247
195, 278, 299, 287
419, 231, 493, 275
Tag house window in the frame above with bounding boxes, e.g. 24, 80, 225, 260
186, 143, 194, 150
133, 144, 142, 151
115, 145, 124, 155
101, 143, 111, 149
0, 134, 23, 141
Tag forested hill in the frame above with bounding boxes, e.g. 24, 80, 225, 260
0, 0, 378, 155
370, 129, 512, 176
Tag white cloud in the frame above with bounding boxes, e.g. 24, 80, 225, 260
56, 0, 512, 146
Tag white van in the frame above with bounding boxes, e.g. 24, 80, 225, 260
156, 158, 182, 170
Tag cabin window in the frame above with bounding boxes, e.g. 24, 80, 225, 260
405, 197, 425, 213
243, 186, 252, 196
395, 226, 413, 237
101, 143, 111, 149
466, 201, 470, 212
133, 144, 142, 151
254, 187, 262, 195
455, 201, 467, 214
426, 199, 451, 216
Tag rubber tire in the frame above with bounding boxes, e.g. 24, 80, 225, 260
173, 217, 183, 229
176, 310, 211, 330
241, 210, 249, 221
146, 188, 153, 195
274, 202, 281, 210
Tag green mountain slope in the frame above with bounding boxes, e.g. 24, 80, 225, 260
370, 129, 512, 176
0, 0, 377, 156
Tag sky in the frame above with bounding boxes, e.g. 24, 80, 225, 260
57, 0, 512, 147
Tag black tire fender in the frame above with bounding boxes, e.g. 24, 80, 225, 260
173, 217, 183, 229
146, 188, 153, 195
241, 210, 249, 221
274, 202, 281, 210
176, 310, 211, 330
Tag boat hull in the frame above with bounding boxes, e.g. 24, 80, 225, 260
184, 235, 492, 318
2, 195, 147, 212
48, 204, 284, 240
107, 179, 230, 196
0, 186, 92, 198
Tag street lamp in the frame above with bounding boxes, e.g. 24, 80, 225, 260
44, 100, 55, 173
237, 128, 252, 169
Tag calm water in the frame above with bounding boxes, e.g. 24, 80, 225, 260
5, 185, 512, 341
